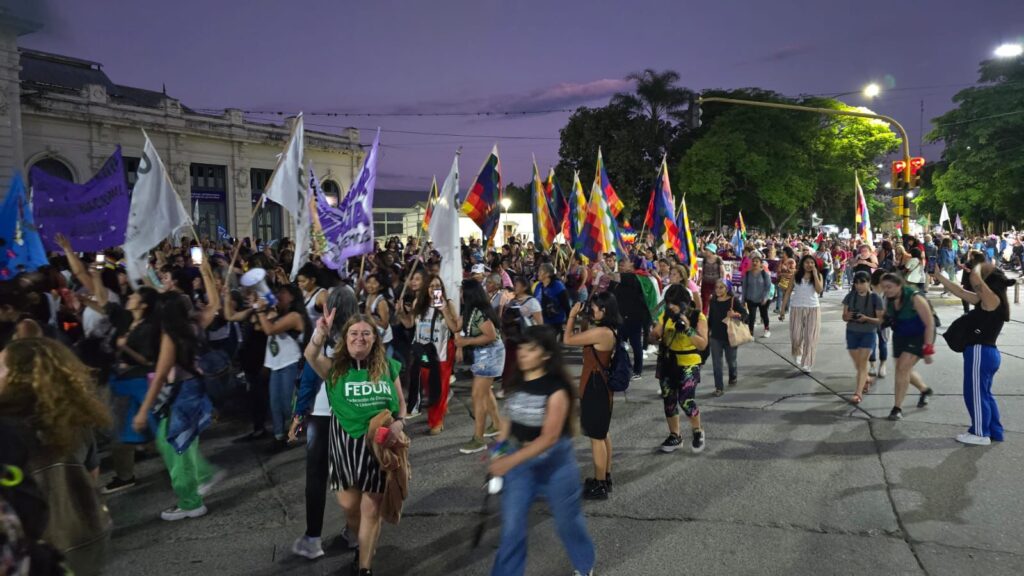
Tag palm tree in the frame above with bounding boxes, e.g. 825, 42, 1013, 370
611, 68, 693, 125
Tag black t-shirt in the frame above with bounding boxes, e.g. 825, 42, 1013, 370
965, 307, 1004, 347
118, 321, 160, 378
505, 373, 572, 444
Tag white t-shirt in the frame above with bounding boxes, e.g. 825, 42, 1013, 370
905, 258, 924, 283
82, 289, 120, 338
415, 306, 452, 362
311, 345, 335, 417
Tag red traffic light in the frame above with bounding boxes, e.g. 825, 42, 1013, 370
909, 157, 925, 172
892, 160, 907, 172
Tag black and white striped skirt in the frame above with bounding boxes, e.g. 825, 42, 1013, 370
328, 417, 387, 493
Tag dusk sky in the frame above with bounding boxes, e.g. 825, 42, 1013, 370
21, 0, 1024, 193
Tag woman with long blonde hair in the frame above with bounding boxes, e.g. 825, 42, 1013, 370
0, 337, 113, 575
304, 312, 408, 576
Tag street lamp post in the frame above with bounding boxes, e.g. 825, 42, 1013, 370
500, 197, 512, 246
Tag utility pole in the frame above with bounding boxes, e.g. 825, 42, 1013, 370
698, 96, 915, 233
918, 100, 925, 157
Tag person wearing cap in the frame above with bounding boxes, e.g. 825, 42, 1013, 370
471, 263, 489, 283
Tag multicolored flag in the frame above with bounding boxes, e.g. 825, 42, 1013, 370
422, 176, 438, 232
570, 171, 587, 251
652, 158, 683, 258
731, 216, 745, 254
531, 158, 558, 251
676, 194, 698, 278
545, 167, 569, 240
461, 144, 502, 246
594, 148, 624, 217
854, 172, 872, 244
581, 170, 624, 260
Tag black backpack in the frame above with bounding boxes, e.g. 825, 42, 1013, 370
500, 297, 535, 339
592, 330, 633, 393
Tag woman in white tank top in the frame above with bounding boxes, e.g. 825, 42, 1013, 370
298, 265, 328, 326
253, 284, 310, 445
779, 255, 824, 373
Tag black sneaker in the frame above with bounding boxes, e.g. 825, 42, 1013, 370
582, 480, 608, 500
101, 476, 137, 495
888, 407, 903, 421
917, 388, 933, 408
604, 474, 612, 493
691, 429, 706, 453
660, 433, 683, 453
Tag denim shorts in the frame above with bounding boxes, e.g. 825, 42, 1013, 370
471, 340, 506, 377
846, 330, 877, 350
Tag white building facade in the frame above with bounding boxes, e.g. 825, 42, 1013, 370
15, 48, 364, 242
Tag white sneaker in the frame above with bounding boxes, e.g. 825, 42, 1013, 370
878, 363, 887, 378
198, 469, 227, 497
406, 408, 421, 420
956, 433, 991, 446
869, 362, 877, 377
161, 505, 208, 521
291, 535, 325, 560
800, 365, 812, 373
794, 355, 802, 366
763, 330, 771, 338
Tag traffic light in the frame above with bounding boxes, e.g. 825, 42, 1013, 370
909, 156, 925, 188
891, 160, 907, 189
689, 94, 702, 129
892, 195, 903, 216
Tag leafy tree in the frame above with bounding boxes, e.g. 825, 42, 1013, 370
921, 57, 1024, 229
555, 103, 668, 220
675, 89, 899, 232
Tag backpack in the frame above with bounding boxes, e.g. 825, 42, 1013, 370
591, 330, 633, 393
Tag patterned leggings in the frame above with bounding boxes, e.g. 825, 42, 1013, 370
660, 364, 701, 418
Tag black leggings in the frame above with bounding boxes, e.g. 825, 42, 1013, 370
304, 415, 331, 538
243, 366, 269, 433
746, 300, 770, 332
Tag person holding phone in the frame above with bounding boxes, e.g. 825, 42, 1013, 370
400, 275, 460, 435
780, 255, 823, 373
842, 271, 885, 404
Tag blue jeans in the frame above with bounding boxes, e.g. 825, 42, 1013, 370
869, 327, 889, 363
709, 336, 737, 390
492, 438, 595, 576
268, 362, 299, 439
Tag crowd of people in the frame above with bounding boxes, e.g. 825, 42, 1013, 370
0, 223, 1015, 576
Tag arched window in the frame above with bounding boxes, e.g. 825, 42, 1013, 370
29, 157, 75, 184
321, 180, 341, 206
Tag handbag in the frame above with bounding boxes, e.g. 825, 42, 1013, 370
725, 297, 753, 347
942, 313, 977, 353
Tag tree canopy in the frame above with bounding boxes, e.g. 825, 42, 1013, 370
675, 90, 900, 231
920, 57, 1024, 229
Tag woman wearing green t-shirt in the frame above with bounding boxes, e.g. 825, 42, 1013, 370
304, 312, 407, 576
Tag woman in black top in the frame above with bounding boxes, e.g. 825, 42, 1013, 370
706, 279, 747, 396
489, 325, 596, 576
932, 264, 1014, 445
104, 286, 161, 494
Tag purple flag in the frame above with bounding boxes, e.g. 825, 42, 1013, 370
334, 129, 380, 261
310, 167, 346, 271
32, 146, 129, 251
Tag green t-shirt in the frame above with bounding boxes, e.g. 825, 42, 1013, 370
327, 358, 402, 438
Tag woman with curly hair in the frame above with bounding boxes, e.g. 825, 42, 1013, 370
304, 312, 408, 576
0, 337, 113, 575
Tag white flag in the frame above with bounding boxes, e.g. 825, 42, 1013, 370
264, 114, 305, 216
430, 153, 461, 298
939, 202, 950, 226
123, 133, 192, 286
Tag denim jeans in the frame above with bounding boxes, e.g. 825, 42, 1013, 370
869, 327, 890, 363
268, 362, 299, 439
491, 437, 595, 576
709, 336, 737, 390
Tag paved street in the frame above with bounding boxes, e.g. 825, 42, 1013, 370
103, 289, 1024, 576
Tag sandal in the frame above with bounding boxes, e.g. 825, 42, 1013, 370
849, 394, 863, 405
